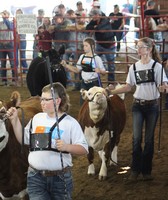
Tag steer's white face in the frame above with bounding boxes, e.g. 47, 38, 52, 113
0, 120, 9, 152
86, 87, 108, 123
87, 87, 106, 103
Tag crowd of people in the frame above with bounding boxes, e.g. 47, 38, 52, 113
0, 1, 134, 87
0, 1, 167, 87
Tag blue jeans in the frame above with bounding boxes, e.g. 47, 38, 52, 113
32, 40, 38, 59
114, 31, 123, 51
131, 101, 159, 175
96, 43, 116, 82
63, 48, 77, 87
16, 40, 28, 72
0, 43, 15, 82
27, 170, 73, 200
165, 94, 168, 109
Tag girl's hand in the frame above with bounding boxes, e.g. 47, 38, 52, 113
95, 68, 100, 73
158, 85, 168, 93
56, 139, 67, 152
106, 84, 115, 90
61, 60, 67, 68
6, 107, 18, 120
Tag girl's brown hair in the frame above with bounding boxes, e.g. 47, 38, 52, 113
83, 37, 96, 51
139, 37, 162, 63
42, 82, 70, 112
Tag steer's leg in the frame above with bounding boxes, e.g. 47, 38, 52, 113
110, 145, 118, 166
87, 147, 95, 175
98, 150, 107, 180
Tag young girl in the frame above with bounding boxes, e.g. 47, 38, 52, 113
61, 37, 106, 103
6, 82, 88, 200
36, 25, 53, 55
109, 37, 168, 181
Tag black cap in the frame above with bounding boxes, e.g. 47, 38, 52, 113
89, 8, 102, 16
58, 4, 65, 9
77, 1, 82, 5
38, 9, 44, 13
114, 5, 119, 8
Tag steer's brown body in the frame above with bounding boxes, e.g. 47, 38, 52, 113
78, 86, 126, 180
0, 92, 41, 199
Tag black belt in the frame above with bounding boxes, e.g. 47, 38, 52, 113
29, 165, 71, 177
83, 78, 98, 84
134, 99, 159, 105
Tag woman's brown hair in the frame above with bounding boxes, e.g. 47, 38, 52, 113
42, 82, 70, 112
139, 37, 162, 63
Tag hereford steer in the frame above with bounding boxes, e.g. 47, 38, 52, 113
0, 91, 42, 199
78, 86, 126, 180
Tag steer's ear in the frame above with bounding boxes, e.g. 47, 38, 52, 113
104, 88, 111, 96
59, 45, 65, 55
7, 91, 21, 108
0, 101, 3, 109
80, 89, 88, 100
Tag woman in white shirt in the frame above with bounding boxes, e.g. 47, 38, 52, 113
109, 37, 168, 182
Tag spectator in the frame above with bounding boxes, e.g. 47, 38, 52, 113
122, 0, 133, 25
35, 25, 53, 56
15, 9, 28, 74
92, 1, 106, 16
144, 0, 162, 25
75, 13, 89, 54
0, 10, 15, 86
75, 1, 88, 22
32, 9, 45, 59
66, 9, 76, 24
35, 17, 53, 57
144, 16, 162, 51
109, 5, 124, 52
57, 4, 66, 16
66, 9, 84, 91
86, 8, 116, 82
134, 5, 141, 39
144, 1, 163, 49
53, 4, 66, 16
6, 82, 88, 200
52, 13, 76, 87
42, 17, 52, 30
156, 16, 168, 60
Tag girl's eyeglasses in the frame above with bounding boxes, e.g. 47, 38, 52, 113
40, 98, 53, 102
136, 45, 148, 49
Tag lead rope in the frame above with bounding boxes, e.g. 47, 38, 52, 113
46, 56, 68, 200
18, 107, 25, 154
158, 38, 165, 154
90, 44, 103, 87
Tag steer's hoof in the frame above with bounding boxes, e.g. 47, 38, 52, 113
88, 164, 95, 176
109, 160, 117, 166
99, 175, 107, 181
88, 172, 95, 176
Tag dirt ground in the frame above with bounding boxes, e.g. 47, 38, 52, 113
1, 82, 168, 200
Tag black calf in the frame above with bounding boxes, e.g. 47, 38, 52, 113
26, 47, 67, 96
